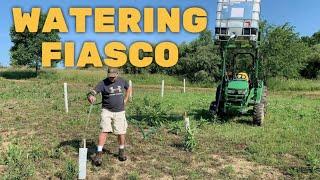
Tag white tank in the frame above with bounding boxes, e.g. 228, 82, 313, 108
215, 0, 261, 41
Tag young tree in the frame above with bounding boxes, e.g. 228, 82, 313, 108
10, 14, 60, 74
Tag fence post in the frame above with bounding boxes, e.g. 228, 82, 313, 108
64, 83, 69, 113
161, 80, 164, 98
129, 80, 133, 101
183, 79, 186, 93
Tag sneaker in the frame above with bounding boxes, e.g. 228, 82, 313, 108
93, 152, 103, 166
118, 149, 127, 161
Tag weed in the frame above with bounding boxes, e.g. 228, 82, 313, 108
127, 171, 140, 180
29, 142, 46, 161
219, 165, 235, 178
183, 117, 197, 152
49, 148, 64, 159
55, 159, 77, 180
4, 144, 35, 179
184, 128, 197, 152
306, 152, 320, 173
130, 96, 171, 126
168, 122, 182, 135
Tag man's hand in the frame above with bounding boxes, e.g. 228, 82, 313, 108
88, 95, 96, 104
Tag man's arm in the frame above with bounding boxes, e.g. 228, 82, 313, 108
124, 87, 132, 105
87, 81, 104, 104
123, 79, 132, 105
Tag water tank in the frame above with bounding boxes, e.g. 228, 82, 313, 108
215, 0, 261, 42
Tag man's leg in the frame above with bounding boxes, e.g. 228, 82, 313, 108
118, 134, 125, 148
114, 111, 128, 161
93, 109, 113, 166
117, 134, 127, 161
98, 132, 108, 152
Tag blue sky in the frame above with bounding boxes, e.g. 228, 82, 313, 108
0, 0, 319, 66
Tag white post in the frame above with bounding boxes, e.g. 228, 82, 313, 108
183, 79, 186, 93
129, 80, 133, 101
161, 80, 164, 98
64, 83, 69, 113
78, 146, 87, 179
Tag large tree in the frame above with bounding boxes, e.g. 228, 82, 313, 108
172, 30, 221, 82
301, 44, 320, 79
260, 23, 310, 79
10, 14, 60, 73
302, 31, 320, 46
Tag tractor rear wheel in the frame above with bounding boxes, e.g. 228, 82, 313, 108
253, 103, 265, 126
261, 86, 268, 114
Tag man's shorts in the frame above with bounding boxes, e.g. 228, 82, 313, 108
100, 109, 128, 135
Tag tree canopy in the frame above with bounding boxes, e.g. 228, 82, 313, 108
10, 14, 60, 71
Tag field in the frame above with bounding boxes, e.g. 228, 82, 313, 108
0, 69, 320, 179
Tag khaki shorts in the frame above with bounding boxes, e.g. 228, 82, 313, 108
100, 109, 128, 135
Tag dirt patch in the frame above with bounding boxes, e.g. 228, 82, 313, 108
0, 165, 6, 174
211, 154, 285, 179
302, 92, 320, 99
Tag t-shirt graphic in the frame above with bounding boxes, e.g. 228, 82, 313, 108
94, 77, 129, 112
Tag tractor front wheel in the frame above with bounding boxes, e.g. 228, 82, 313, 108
253, 103, 265, 126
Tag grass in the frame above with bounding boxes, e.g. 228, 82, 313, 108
267, 77, 320, 91
0, 68, 320, 179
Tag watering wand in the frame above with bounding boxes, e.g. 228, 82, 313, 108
78, 103, 94, 180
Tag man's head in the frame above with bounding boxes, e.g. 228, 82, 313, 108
107, 68, 119, 82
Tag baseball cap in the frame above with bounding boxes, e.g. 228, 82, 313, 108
107, 68, 119, 77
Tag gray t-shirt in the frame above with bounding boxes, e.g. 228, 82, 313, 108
94, 77, 129, 112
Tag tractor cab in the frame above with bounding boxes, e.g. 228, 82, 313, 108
223, 52, 255, 112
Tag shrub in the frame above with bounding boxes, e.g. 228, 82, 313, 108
130, 96, 171, 126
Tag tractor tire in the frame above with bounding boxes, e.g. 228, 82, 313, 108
253, 103, 265, 126
209, 101, 217, 116
261, 86, 268, 114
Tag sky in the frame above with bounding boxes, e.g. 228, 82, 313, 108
0, 0, 319, 67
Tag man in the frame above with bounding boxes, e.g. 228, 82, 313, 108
87, 68, 132, 165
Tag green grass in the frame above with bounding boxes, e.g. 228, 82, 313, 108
0, 68, 319, 179
267, 77, 320, 91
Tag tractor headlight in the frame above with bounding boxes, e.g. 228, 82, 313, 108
237, 89, 247, 95
227, 89, 236, 94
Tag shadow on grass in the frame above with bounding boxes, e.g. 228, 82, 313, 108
170, 142, 185, 151
190, 108, 254, 125
58, 139, 96, 160
0, 69, 37, 79
57, 138, 118, 161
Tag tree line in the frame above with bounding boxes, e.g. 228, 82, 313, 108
10, 17, 320, 82
124, 22, 320, 82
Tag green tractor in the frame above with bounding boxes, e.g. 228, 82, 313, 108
211, 0, 267, 126
209, 37, 267, 126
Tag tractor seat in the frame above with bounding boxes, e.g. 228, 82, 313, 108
236, 72, 249, 81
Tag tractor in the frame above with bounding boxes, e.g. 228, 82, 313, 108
210, 0, 267, 126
